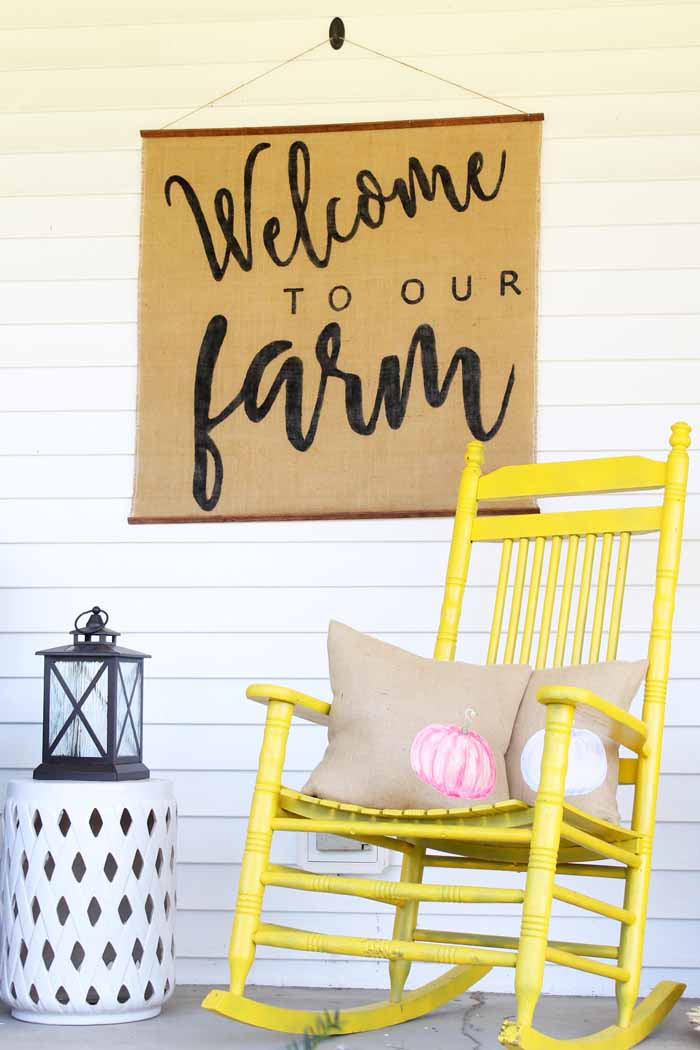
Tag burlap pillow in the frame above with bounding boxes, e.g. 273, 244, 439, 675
303, 622, 531, 811
506, 660, 647, 824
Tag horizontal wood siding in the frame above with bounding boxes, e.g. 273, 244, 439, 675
0, 0, 698, 995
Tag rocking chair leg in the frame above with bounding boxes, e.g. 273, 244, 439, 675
389, 845, 426, 1002
228, 700, 293, 995
515, 703, 573, 1027
615, 840, 651, 1026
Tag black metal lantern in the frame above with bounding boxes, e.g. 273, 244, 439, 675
34, 607, 150, 781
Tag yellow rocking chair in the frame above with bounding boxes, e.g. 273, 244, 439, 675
203, 421, 691, 1048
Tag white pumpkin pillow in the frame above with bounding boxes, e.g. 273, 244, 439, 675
506, 660, 647, 825
302, 622, 531, 811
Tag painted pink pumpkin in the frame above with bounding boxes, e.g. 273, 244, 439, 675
410, 709, 496, 800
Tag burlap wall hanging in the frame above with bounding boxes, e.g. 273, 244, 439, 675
131, 36, 543, 522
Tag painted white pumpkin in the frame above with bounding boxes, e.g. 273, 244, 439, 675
520, 727, 608, 797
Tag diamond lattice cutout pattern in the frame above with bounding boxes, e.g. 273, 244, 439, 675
71, 853, 86, 883
103, 853, 118, 882
89, 809, 103, 837
132, 850, 144, 879
42, 941, 54, 971
1, 791, 176, 1019
43, 852, 55, 881
70, 942, 85, 971
87, 897, 102, 927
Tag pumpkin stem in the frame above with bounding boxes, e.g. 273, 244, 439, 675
461, 707, 477, 734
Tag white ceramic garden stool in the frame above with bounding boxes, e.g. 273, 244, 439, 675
0, 778, 176, 1025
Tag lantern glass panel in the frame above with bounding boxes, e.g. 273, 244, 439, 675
116, 661, 141, 758
49, 660, 108, 758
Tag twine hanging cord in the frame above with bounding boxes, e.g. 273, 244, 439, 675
160, 35, 526, 130
345, 38, 526, 116
160, 39, 327, 130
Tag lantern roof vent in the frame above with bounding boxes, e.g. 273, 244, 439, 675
36, 607, 150, 660
75, 606, 120, 642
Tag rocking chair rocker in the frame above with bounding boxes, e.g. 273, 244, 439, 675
203, 422, 691, 1048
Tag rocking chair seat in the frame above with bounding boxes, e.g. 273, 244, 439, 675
281, 784, 524, 819
279, 786, 639, 847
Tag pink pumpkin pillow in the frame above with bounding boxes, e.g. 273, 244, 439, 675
303, 622, 531, 811
411, 714, 497, 800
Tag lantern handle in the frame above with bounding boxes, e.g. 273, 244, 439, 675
74, 606, 109, 633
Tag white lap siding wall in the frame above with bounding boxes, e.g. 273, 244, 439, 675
0, 0, 698, 994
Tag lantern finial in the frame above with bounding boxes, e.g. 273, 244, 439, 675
76, 606, 109, 634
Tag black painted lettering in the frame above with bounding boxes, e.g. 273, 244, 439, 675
192, 318, 515, 511
451, 275, 472, 302
168, 141, 508, 276
328, 285, 352, 312
401, 278, 425, 305
500, 270, 522, 296
283, 287, 304, 315
165, 141, 270, 280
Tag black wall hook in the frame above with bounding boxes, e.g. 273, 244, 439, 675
329, 17, 345, 50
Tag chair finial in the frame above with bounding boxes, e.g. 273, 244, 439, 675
670, 421, 691, 450
465, 440, 485, 466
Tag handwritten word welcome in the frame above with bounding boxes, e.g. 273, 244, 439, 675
164, 139, 507, 278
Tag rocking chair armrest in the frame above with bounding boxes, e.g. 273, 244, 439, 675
246, 683, 331, 725
537, 685, 649, 756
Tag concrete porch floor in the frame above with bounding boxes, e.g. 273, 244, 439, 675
1, 987, 698, 1048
